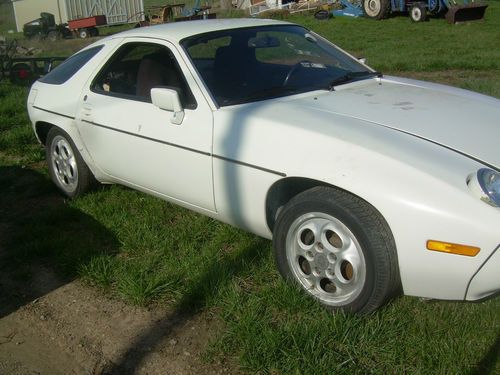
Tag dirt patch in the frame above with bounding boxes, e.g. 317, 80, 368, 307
0, 165, 240, 374
0, 270, 237, 375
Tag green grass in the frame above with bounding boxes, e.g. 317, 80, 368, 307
0, 4, 499, 374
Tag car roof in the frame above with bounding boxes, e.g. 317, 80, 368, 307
107, 18, 292, 43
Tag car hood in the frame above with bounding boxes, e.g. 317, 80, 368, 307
288, 76, 500, 169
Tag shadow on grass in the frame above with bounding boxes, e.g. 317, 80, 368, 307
104, 236, 269, 374
0, 165, 119, 318
469, 334, 500, 375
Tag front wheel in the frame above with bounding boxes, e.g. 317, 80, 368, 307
46, 127, 96, 198
273, 187, 400, 314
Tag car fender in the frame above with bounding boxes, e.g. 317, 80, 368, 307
213, 98, 499, 300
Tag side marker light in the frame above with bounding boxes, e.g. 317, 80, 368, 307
426, 240, 480, 257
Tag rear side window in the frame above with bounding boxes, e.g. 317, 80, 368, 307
39, 45, 103, 85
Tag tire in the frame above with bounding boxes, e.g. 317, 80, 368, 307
89, 27, 99, 37
46, 127, 96, 198
363, 0, 391, 19
273, 186, 400, 314
47, 30, 60, 42
314, 9, 331, 20
10, 63, 32, 85
410, 3, 427, 22
79, 28, 89, 39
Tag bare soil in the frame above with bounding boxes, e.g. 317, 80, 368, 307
0, 265, 237, 375
0, 165, 239, 375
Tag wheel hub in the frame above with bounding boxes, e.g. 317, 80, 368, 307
314, 253, 328, 271
286, 212, 366, 306
50, 135, 78, 193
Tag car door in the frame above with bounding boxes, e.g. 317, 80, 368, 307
77, 38, 215, 211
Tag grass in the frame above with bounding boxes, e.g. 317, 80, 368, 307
1, 3, 499, 374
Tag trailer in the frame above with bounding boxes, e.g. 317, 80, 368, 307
68, 15, 107, 38
0, 40, 66, 85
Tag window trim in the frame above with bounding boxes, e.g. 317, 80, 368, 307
90, 41, 197, 110
39, 45, 104, 85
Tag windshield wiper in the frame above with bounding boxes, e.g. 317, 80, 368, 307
328, 71, 382, 91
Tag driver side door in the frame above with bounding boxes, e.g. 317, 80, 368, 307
77, 38, 215, 211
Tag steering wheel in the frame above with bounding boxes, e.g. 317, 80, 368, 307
282, 60, 311, 87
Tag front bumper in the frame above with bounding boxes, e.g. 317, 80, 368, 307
465, 245, 500, 300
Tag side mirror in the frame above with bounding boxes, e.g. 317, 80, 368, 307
151, 87, 184, 125
358, 57, 367, 65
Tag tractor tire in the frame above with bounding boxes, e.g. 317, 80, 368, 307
363, 0, 391, 19
47, 30, 60, 42
410, 3, 427, 22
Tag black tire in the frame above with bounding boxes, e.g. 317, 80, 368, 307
79, 28, 89, 39
10, 63, 33, 85
47, 30, 60, 42
363, 0, 391, 19
410, 3, 427, 22
314, 9, 332, 20
46, 127, 96, 198
89, 27, 99, 37
273, 186, 400, 314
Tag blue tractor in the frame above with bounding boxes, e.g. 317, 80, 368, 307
361, 0, 488, 23
328, 0, 488, 23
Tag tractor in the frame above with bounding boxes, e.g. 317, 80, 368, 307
362, 0, 488, 22
23, 13, 70, 41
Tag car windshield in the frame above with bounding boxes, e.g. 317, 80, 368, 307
182, 25, 376, 107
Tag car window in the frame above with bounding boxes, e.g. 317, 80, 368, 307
254, 31, 344, 68
39, 45, 103, 85
187, 35, 231, 60
92, 42, 196, 109
182, 25, 374, 107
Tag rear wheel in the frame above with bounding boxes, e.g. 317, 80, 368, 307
10, 63, 32, 85
78, 28, 89, 39
363, 0, 391, 19
89, 27, 99, 37
410, 3, 427, 22
273, 187, 400, 314
46, 127, 95, 198
47, 30, 60, 42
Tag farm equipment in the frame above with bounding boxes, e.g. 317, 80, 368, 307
0, 39, 66, 85
23, 13, 70, 42
68, 15, 107, 39
362, 0, 488, 23
137, 0, 215, 26
333, 0, 365, 17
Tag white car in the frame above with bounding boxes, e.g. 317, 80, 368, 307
27, 19, 499, 314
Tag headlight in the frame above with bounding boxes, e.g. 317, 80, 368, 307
468, 168, 500, 207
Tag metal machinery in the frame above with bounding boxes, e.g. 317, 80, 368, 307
22, 12, 70, 41
137, 0, 215, 27
362, 0, 488, 22
327, 0, 487, 22
67, 15, 107, 39
0, 39, 66, 85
